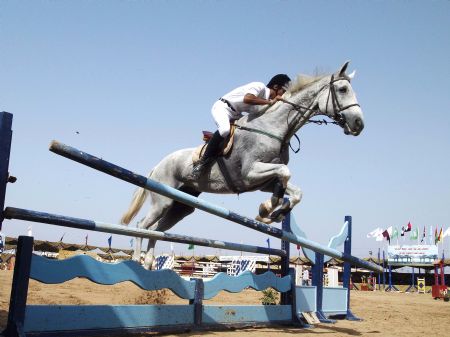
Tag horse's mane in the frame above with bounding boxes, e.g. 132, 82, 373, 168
286, 74, 327, 95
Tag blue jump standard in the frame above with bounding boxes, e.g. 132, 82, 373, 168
48, 140, 382, 273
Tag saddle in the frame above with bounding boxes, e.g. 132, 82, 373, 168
192, 124, 236, 164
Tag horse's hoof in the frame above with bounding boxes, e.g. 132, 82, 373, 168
256, 215, 273, 224
258, 201, 271, 218
269, 209, 283, 221
269, 212, 285, 223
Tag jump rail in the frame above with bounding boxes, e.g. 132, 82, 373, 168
3, 206, 286, 257
49, 140, 382, 273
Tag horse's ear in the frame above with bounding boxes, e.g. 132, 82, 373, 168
338, 61, 350, 76
348, 70, 356, 80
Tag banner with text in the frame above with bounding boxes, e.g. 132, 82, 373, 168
387, 245, 438, 265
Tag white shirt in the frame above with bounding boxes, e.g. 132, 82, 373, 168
221, 82, 270, 118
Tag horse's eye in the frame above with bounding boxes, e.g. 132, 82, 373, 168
339, 86, 348, 94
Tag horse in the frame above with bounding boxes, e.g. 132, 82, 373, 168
121, 61, 364, 269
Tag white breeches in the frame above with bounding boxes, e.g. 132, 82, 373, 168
211, 100, 235, 137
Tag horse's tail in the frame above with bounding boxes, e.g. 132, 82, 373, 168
120, 169, 153, 225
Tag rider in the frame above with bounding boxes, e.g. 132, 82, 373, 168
192, 74, 291, 178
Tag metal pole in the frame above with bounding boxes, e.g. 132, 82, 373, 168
3, 207, 286, 257
0, 111, 13, 231
343, 215, 361, 320
48, 141, 383, 273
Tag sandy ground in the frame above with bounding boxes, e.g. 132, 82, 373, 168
1, 270, 449, 337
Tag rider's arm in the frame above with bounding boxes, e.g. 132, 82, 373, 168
243, 94, 282, 105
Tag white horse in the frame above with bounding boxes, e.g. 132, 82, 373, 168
121, 62, 364, 269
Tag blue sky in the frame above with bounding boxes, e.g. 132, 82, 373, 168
1, 1, 449, 258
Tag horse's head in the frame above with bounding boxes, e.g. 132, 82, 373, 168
316, 61, 364, 136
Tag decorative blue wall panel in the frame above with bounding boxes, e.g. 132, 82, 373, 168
203, 305, 292, 324
322, 287, 348, 314
24, 305, 194, 332
30, 254, 196, 299
203, 271, 292, 299
294, 286, 317, 312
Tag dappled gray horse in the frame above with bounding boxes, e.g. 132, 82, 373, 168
121, 62, 364, 269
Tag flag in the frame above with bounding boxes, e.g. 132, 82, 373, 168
437, 227, 443, 243
266, 238, 271, 249
405, 222, 412, 232
367, 227, 383, 239
420, 226, 426, 243
410, 228, 419, 240
434, 227, 438, 245
430, 226, 433, 245
391, 227, 399, 239
59, 233, 65, 242
443, 227, 450, 239
401, 222, 412, 236
188, 243, 194, 250
130, 238, 134, 248
296, 244, 301, 250
382, 227, 392, 244
85, 234, 88, 246
108, 235, 112, 249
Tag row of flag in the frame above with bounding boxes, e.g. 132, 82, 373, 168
367, 222, 450, 245
55, 231, 119, 249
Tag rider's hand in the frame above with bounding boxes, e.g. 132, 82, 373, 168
269, 95, 283, 105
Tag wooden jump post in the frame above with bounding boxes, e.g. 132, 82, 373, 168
48, 140, 383, 273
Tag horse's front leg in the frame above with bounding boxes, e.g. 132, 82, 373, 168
267, 182, 303, 222
244, 162, 292, 223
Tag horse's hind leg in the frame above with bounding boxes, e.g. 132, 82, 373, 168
136, 193, 175, 269
144, 187, 200, 269
132, 236, 142, 262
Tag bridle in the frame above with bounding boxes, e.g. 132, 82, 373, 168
325, 74, 361, 125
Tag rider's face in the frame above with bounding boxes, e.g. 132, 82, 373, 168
272, 84, 286, 97
276, 87, 286, 96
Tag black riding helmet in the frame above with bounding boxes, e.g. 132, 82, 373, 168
267, 74, 291, 89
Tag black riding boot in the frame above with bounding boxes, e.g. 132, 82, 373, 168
192, 131, 224, 178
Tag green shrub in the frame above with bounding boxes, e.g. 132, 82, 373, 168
260, 288, 279, 305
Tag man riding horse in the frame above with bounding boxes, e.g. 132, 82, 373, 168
192, 74, 292, 178
121, 62, 364, 269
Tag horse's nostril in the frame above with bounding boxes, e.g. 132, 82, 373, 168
355, 118, 364, 131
